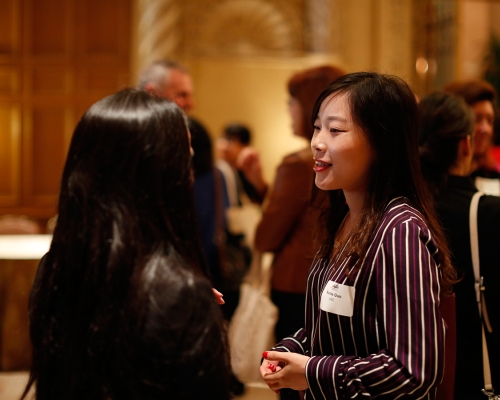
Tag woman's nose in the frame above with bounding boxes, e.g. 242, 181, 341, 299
477, 119, 492, 135
312, 139, 327, 153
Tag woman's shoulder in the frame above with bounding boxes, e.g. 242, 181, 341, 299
479, 192, 500, 211
379, 197, 429, 233
370, 198, 436, 255
478, 193, 500, 229
383, 197, 425, 220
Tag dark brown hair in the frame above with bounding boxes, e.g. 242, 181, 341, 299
288, 65, 346, 139
419, 91, 475, 196
443, 79, 496, 106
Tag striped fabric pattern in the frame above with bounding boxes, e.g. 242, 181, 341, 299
273, 197, 445, 399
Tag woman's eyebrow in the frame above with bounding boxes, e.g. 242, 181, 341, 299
324, 115, 348, 123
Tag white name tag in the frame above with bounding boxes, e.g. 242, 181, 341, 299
320, 280, 356, 317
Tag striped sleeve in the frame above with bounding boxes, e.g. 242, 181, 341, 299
272, 327, 309, 355
305, 218, 445, 399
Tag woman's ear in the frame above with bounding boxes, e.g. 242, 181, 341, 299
450, 135, 474, 176
459, 135, 473, 157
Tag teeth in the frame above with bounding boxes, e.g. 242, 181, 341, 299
316, 161, 329, 167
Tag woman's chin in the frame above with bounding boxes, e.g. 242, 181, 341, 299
314, 179, 335, 191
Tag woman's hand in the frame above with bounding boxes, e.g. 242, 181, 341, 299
212, 288, 225, 304
260, 351, 310, 392
236, 147, 268, 197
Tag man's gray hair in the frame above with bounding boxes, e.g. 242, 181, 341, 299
137, 60, 189, 92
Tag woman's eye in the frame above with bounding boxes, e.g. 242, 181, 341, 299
329, 127, 341, 133
313, 125, 321, 131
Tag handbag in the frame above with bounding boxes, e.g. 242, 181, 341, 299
469, 191, 498, 399
227, 251, 278, 384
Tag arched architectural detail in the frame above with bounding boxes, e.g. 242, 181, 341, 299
135, 0, 182, 73
306, 0, 336, 53
184, 0, 305, 56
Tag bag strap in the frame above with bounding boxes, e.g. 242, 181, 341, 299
469, 192, 493, 330
469, 191, 497, 398
469, 191, 483, 311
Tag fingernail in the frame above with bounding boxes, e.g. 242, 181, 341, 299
262, 351, 268, 358
274, 390, 280, 394
268, 364, 275, 371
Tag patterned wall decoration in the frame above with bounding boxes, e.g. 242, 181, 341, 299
135, 0, 182, 68
306, 0, 337, 54
182, 0, 306, 57
133, 0, 310, 74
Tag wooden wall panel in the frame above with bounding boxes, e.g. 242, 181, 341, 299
31, 65, 70, 95
78, 0, 124, 55
0, 0, 21, 56
0, 67, 21, 95
82, 65, 128, 94
0, 0, 131, 223
0, 104, 21, 207
23, 105, 66, 205
30, 0, 70, 55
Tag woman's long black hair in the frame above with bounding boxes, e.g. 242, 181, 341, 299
312, 72, 455, 293
24, 88, 230, 399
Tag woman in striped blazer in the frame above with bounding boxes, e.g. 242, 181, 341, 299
260, 72, 456, 399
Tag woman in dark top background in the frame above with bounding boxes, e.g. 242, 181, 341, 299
419, 91, 500, 399
23, 89, 230, 400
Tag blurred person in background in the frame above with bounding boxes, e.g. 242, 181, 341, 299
217, 123, 268, 205
419, 91, 500, 399
137, 59, 195, 114
189, 118, 247, 397
444, 79, 499, 195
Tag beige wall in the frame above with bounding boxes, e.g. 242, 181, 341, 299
457, 0, 500, 79
187, 55, 343, 184
178, 1, 418, 184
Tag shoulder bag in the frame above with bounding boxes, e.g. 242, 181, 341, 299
469, 191, 498, 399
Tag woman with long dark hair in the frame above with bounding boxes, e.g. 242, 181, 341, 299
254, 66, 345, 400
260, 72, 454, 399
23, 88, 230, 400
419, 91, 500, 399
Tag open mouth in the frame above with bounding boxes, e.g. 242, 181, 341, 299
315, 161, 331, 167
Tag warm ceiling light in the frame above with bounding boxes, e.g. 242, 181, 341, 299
416, 57, 429, 74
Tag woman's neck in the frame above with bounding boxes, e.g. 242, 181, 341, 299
448, 157, 472, 176
448, 164, 469, 176
343, 190, 365, 222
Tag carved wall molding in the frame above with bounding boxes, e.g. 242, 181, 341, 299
135, 0, 182, 72
183, 0, 305, 57
306, 0, 337, 53
133, 0, 309, 67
